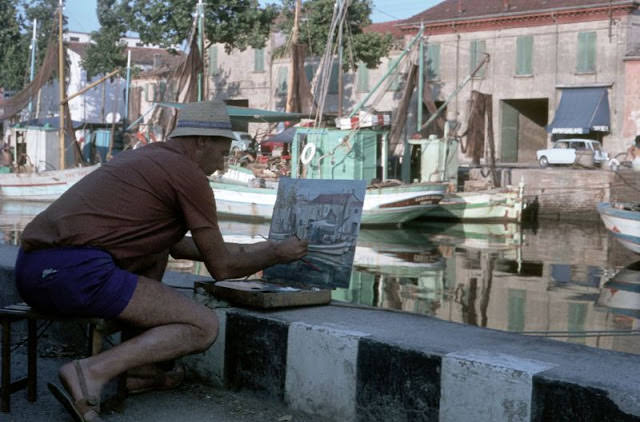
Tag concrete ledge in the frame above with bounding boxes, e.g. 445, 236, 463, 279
2, 245, 639, 422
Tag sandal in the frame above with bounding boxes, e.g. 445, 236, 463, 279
126, 363, 185, 395
48, 360, 102, 422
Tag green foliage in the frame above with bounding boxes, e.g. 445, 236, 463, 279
121, 0, 279, 52
0, 0, 28, 91
23, 0, 66, 67
278, 0, 392, 71
83, 0, 127, 79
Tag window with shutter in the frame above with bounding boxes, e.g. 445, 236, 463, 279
516, 35, 533, 76
470, 40, 487, 78
577, 32, 596, 73
329, 62, 339, 94
426, 43, 440, 80
276, 66, 288, 95
254, 48, 265, 72
208, 45, 218, 76
145, 84, 155, 102
304, 63, 316, 83
357, 63, 369, 93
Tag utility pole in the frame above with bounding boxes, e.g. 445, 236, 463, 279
58, 0, 65, 169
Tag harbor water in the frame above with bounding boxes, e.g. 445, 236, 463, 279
2, 200, 639, 356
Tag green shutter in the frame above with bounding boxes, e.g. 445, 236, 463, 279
507, 289, 526, 332
387, 60, 401, 91
276, 66, 288, 95
501, 101, 519, 162
145, 83, 154, 102
426, 43, 440, 80
208, 45, 218, 76
305, 63, 316, 83
329, 62, 339, 94
357, 62, 369, 93
577, 31, 596, 73
516, 35, 533, 75
155, 81, 167, 101
470, 40, 487, 77
254, 48, 265, 72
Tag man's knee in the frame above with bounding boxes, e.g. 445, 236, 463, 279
194, 310, 219, 352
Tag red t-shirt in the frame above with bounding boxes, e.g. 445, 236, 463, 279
21, 141, 218, 260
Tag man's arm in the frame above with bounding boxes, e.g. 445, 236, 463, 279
170, 228, 307, 280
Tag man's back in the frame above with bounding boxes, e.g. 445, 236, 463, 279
21, 141, 217, 260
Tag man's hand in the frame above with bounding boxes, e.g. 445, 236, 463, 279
273, 236, 308, 263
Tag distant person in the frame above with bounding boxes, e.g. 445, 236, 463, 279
15, 101, 308, 421
0, 142, 11, 169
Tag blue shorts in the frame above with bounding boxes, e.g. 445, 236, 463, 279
15, 247, 138, 319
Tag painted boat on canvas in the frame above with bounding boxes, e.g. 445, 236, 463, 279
0, 164, 99, 201
597, 202, 640, 254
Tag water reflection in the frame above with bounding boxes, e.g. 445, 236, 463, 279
1, 201, 639, 355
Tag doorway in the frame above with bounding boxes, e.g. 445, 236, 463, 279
500, 99, 548, 163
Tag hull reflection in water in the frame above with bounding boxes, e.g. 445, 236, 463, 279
598, 261, 640, 319
334, 222, 524, 315
2, 207, 639, 356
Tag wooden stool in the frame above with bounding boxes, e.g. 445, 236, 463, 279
0, 303, 120, 413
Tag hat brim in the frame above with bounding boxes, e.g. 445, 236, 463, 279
168, 127, 234, 139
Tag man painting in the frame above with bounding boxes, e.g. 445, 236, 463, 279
14, 101, 307, 421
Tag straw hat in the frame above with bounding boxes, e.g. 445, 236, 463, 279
168, 101, 234, 140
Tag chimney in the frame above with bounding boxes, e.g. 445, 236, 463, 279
458, 0, 463, 14
503, 0, 509, 10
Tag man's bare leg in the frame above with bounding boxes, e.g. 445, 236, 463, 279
57, 275, 218, 404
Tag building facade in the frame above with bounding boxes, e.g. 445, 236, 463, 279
200, 0, 640, 165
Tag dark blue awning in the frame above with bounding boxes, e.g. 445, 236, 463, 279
547, 87, 610, 134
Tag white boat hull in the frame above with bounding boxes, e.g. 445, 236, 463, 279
597, 202, 640, 254
210, 180, 445, 225
421, 187, 525, 222
0, 165, 99, 201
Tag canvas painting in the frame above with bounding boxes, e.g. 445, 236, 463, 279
264, 177, 366, 289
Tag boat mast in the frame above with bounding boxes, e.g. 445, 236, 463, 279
197, 0, 204, 101
124, 50, 131, 125
285, 0, 301, 113
58, 0, 65, 169
417, 22, 424, 132
336, 3, 344, 119
28, 19, 37, 117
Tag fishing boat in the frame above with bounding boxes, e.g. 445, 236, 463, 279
211, 177, 444, 226
0, 164, 99, 201
420, 184, 525, 222
597, 202, 640, 254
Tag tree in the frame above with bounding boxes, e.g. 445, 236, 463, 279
0, 0, 28, 92
22, 0, 67, 67
120, 0, 279, 51
278, 0, 392, 70
83, 0, 127, 79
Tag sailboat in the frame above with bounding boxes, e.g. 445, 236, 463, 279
202, 3, 447, 226
0, 2, 100, 201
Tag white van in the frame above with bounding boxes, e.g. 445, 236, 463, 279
536, 139, 608, 168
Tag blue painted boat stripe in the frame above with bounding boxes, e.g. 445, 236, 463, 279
598, 202, 640, 221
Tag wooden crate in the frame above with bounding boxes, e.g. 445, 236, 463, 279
195, 280, 331, 309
